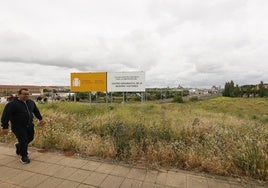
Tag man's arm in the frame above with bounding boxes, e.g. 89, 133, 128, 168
1, 103, 11, 134
32, 102, 46, 126
32, 101, 43, 120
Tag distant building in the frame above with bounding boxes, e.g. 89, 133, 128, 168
189, 88, 198, 95
209, 85, 219, 94
0, 85, 70, 97
255, 83, 268, 90
0, 85, 43, 96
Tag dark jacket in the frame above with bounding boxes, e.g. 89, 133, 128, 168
1, 98, 42, 129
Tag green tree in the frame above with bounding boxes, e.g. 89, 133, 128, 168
258, 81, 266, 97
234, 84, 241, 97
223, 80, 235, 97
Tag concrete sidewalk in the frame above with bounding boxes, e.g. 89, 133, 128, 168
0, 143, 266, 188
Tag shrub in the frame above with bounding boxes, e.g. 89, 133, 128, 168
172, 95, 183, 103
189, 96, 198, 102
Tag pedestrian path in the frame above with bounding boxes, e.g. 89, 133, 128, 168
0, 143, 266, 188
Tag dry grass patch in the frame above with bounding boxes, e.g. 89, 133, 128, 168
0, 97, 267, 181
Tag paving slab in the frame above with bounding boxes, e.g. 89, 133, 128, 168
100, 175, 125, 188
127, 168, 147, 181
57, 180, 80, 188
112, 165, 131, 177
187, 174, 208, 188
120, 178, 143, 188
82, 171, 108, 186
35, 176, 64, 188
144, 170, 158, 183
68, 168, 92, 182
166, 171, 187, 187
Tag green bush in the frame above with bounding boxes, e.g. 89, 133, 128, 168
172, 95, 183, 103
189, 96, 198, 102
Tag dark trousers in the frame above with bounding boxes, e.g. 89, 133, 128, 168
11, 126, 34, 157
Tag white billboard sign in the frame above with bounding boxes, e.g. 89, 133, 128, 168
107, 72, 145, 92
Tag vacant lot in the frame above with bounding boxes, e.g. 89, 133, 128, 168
1, 97, 267, 180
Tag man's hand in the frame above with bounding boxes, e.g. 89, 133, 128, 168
38, 120, 46, 126
2, 128, 9, 135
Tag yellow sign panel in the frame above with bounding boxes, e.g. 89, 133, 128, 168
70, 72, 107, 92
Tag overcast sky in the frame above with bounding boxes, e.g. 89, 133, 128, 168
0, 0, 267, 88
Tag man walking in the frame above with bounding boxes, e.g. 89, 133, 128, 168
1, 88, 45, 164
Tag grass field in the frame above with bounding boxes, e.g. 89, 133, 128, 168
0, 96, 267, 180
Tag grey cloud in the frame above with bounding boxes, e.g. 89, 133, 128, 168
0, 30, 45, 61
150, 0, 247, 23
149, 0, 248, 37
0, 0, 267, 88
0, 27, 162, 73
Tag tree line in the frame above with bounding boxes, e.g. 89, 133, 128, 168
223, 81, 268, 97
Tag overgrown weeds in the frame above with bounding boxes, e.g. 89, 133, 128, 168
0, 97, 267, 181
